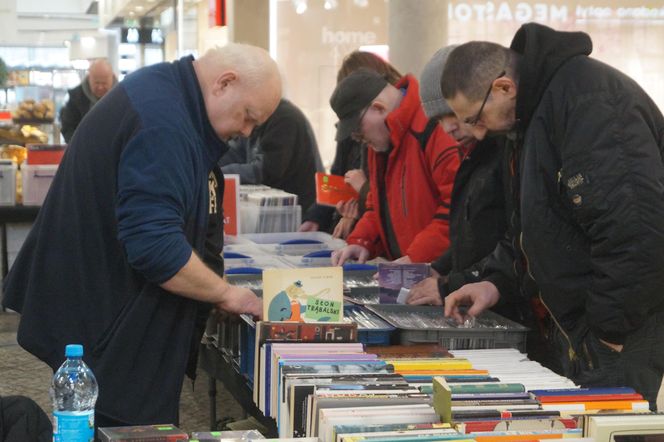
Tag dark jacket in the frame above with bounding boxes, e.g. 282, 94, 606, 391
512, 23, 664, 344
59, 82, 94, 143
60, 75, 117, 143
220, 99, 323, 212
303, 137, 369, 232
2, 56, 226, 424
346, 75, 460, 262
431, 137, 524, 322
0, 396, 51, 442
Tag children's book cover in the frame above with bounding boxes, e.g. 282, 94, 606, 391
263, 267, 344, 322
315, 172, 359, 207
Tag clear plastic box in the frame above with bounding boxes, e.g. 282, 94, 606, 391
241, 231, 346, 255
22, 163, 58, 205
240, 203, 302, 234
0, 161, 17, 205
367, 304, 528, 351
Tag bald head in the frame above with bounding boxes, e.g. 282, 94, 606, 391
194, 43, 282, 141
87, 59, 115, 99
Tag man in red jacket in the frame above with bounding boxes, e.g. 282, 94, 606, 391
330, 68, 460, 265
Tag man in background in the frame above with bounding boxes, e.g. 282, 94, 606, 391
60, 58, 117, 142
220, 98, 323, 212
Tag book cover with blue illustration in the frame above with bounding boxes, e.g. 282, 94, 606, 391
263, 267, 344, 322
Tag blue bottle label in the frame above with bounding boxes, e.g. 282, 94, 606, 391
53, 410, 94, 442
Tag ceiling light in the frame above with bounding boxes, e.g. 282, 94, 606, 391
324, 0, 338, 10
293, 0, 307, 14
135, 5, 144, 11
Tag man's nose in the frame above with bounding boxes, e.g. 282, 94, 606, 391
471, 126, 488, 141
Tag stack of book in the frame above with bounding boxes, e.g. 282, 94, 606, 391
240, 185, 300, 233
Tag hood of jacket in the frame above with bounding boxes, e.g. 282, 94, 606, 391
510, 22, 592, 129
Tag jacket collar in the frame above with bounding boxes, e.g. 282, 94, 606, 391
386, 74, 425, 150
510, 22, 592, 130
175, 55, 229, 166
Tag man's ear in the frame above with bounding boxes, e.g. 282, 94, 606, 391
213, 70, 238, 95
370, 100, 388, 115
494, 77, 517, 98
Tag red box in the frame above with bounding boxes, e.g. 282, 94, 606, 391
26, 144, 66, 165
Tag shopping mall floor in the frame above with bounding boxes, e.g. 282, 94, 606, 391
0, 310, 246, 433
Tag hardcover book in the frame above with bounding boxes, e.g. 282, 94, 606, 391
263, 267, 344, 322
315, 172, 359, 207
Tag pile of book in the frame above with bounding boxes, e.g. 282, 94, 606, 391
239, 185, 300, 233
249, 323, 664, 442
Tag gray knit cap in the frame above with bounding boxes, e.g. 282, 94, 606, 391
419, 45, 459, 119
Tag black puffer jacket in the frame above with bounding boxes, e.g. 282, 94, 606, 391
431, 137, 525, 322
513, 23, 664, 344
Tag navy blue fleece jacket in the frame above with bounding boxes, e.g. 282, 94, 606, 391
2, 56, 227, 424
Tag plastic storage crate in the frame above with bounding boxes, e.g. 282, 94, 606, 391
241, 231, 346, 256
342, 264, 380, 305
0, 160, 16, 205
343, 304, 394, 346
22, 163, 58, 205
366, 305, 528, 351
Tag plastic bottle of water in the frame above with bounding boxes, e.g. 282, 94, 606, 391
50, 344, 99, 442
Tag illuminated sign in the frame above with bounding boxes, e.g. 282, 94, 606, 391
121, 27, 165, 45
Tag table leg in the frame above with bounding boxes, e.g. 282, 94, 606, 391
208, 374, 217, 430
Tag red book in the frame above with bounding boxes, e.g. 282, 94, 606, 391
315, 172, 358, 206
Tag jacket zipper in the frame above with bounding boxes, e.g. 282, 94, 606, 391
519, 232, 577, 362
401, 166, 408, 217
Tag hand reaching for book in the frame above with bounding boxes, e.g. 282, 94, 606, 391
407, 276, 443, 306
444, 281, 500, 324
218, 285, 263, 319
331, 244, 370, 266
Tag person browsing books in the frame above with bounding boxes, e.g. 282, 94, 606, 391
406, 45, 528, 325
2, 43, 280, 428
301, 50, 403, 239
439, 23, 664, 409
329, 68, 460, 266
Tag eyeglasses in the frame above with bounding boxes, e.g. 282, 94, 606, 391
350, 106, 371, 142
464, 70, 506, 127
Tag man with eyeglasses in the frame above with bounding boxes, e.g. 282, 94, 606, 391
406, 45, 529, 327
440, 23, 664, 410
329, 68, 460, 266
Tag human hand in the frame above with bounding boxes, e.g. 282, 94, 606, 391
599, 339, 624, 353
336, 199, 359, 219
331, 244, 370, 266
332, 217, 355, 239
407, 276, 442, 306
298, 221, 319, 232
392, 255, 412, 265
344, 169, 367, 193
444, 281, 500, 324
217, 285, 263, 319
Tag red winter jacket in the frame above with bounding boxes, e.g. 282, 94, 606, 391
346, 75, 460, 263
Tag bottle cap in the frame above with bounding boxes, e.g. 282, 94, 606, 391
65, 344, 84, 358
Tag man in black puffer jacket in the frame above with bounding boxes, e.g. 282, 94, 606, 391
441, 23, 664, 409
